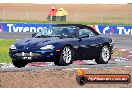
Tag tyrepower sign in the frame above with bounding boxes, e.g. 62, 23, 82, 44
0, 23, 132, 34
0, 23, 53, 32
94, 25, 132, 35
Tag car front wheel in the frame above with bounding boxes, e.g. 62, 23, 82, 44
54, 46, 73, 66
95, 45, 111, 64
12, 60, 28, 68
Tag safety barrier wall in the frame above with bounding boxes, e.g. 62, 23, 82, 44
94, 25, 132, 35
0, 23, 132, 34
0, 23, 54, 32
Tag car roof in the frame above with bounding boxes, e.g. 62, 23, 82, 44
51, 24, 99, 35
54, 24, 90, 28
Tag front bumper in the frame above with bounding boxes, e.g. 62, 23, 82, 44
9, 49, 61, 62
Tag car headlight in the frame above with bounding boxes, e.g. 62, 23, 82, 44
10, 45, 16, 50
40, 45, 55, 50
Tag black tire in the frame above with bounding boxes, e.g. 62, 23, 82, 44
12, 60, 28, 68
54, 61, 59, 65
95, 45, 111, 64
54, 46, 74, 66
76, 76, 87, 85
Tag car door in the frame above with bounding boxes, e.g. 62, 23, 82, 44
76, 28, 100, 59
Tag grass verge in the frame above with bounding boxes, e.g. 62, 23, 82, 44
112, 48, 129, 57
0, 19, 132, 26
0, 39, 16, 63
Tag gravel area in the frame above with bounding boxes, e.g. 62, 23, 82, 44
0, 67, 132, 88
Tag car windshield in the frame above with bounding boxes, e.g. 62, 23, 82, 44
35, 26, 77, 38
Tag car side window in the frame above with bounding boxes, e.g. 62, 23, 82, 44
79, 28, 95, 37
60, 27, 77, 38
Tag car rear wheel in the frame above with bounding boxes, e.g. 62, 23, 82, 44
54, 46, 73, 66
12, 60, 28, 68
95, 45, 111, 64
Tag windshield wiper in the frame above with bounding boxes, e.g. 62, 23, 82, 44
35, 35, 65, 39
48, 35, 64, 39
35, 35, 51, 38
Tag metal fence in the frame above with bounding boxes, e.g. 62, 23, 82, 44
0, 10, 132, 24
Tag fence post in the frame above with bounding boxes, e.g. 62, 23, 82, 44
50, 12, 53, 22
100, 15, 103, 24
50, 16, 52, 22
127, 18, 128, 25
75, 12, 78, 22
2, 10, 5, 21
26, 8, 29, 21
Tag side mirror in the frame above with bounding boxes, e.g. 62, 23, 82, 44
80, 35, 89, 38
32, 33, 37, 37
78, 35, 89, 41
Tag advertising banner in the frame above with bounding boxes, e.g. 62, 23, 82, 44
94, 25, 132, 35
0, 23, 132, 35
0, 23, 53, 32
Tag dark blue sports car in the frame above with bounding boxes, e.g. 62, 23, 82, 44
9, 24, 114, 68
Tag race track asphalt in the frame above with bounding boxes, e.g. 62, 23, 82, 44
110, 34, 132, 50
